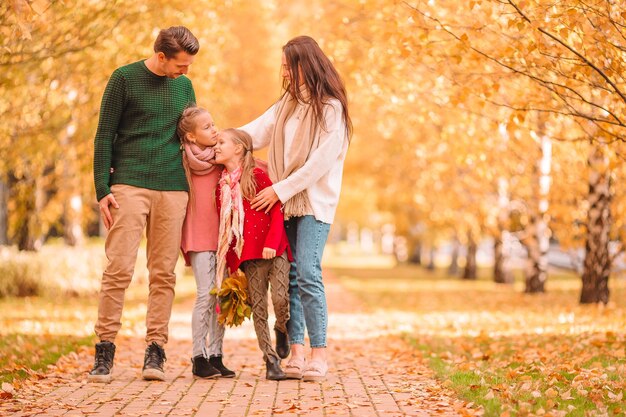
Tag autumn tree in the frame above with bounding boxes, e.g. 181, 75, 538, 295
1, 0, 237, 249
407, 0, 626, 302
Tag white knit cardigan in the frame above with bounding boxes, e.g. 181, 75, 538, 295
240, 98, 348, 224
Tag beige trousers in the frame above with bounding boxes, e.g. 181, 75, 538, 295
94, 184, 188, 346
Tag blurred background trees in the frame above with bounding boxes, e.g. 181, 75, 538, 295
2, 0, 625, 303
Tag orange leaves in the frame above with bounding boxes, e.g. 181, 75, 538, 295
210, 271, 252, 327
0, 382, 14, 400
343, 263, 626, 415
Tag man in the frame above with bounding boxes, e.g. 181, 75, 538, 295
89, 26, 199, 383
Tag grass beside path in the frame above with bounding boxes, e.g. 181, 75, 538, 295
0, 255, 199, 386
0, 334, 95, 384
332, 261, 626, 417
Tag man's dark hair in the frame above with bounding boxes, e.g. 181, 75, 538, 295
154, 26, 199, 58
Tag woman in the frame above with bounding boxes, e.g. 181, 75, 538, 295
240, 35, 352, 382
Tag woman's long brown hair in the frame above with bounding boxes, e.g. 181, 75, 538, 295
282, 36, 353, 140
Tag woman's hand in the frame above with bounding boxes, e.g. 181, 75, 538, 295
251, 186, 279, 213
262, 247, 276, 259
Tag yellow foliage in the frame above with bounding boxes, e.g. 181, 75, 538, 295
210, 270, 252, 327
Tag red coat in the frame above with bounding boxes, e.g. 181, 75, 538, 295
216, 167, 292, 274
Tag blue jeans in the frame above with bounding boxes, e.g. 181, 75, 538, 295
284, 215, 331, 348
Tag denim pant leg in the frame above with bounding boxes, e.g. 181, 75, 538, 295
285, 215, 331, 348
285, 218, 304, 345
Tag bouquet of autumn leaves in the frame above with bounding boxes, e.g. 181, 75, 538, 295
210, 270, 252, 327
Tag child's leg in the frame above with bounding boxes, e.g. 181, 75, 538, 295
190, 251, 214, 358
242, 259, 280, 361
269, 252, 290, 334
205, 252, 225, 357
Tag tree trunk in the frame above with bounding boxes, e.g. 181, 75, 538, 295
462, 233, 477, 280
409, 239, 422, 265
580, 145, 611, 304
523, 214, 548, 292
15, 180, 37, 251
426, 246, 436, 270
0, 180, 8, 245
494, 231, 514, 284
494, 177, 513, 283
493, 229, 514, 284
16, 215, 36, 251
15, 174, 46, 251
523, 132, 551, 293
60, 118, 85, 247
64, 195, 84, 246
448, 237, 459, 275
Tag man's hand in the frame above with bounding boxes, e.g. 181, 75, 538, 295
251, 187, 279, 214
99, 193, 120, 230
262, 247, 276, 259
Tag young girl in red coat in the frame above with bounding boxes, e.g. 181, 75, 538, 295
214, 128, 291, 380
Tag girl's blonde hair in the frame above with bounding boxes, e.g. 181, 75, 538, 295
220, 128, 257, 200
177, 105, 210, 205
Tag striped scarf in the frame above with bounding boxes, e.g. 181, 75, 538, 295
216, 167, 245, 287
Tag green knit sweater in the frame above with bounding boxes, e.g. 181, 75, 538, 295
93, 61, 196, 201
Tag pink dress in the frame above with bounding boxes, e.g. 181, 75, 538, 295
181, 168, 222, 266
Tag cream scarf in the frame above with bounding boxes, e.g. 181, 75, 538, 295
216, 167, 244, 287
268, 91, 319, 218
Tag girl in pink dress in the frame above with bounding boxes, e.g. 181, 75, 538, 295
178, 106, 235, 379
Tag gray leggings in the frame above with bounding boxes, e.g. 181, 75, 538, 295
241, 253, 290, 361
190, 251, 225, 358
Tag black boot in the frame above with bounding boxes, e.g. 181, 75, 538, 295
192, 355, 220, 378
209, 355, 236, 378
88, 341, 116, 383
142, 342, 167, 381
275, 329, 290, 359
266, 356, 286, 381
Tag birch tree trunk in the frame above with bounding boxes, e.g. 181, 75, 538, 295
494, 177, 513, 283
61, 118, 85, 247
494, 230, 514, 284
523, 133, 551, 293
522, 216, 547, 292
580, 145, 612, 304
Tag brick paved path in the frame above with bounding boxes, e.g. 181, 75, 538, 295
1, 273, 476, 417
